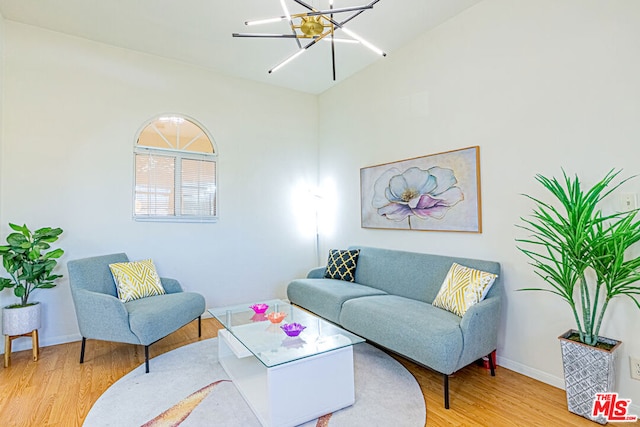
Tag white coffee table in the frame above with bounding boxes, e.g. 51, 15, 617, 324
209, 299, 364, 427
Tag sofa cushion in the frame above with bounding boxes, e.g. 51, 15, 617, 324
339, 295, 464, 374
432, 263, 497, 317
287, 278, 387, 324
125, 291, 205, 344
109, 259, 166, 302
350, 246, 501, 303
324, 249, 360, 282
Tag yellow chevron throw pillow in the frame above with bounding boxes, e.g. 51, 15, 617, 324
109, 259, 166, 302
432, 263, 497, 317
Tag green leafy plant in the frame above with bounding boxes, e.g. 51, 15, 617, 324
0, 223, 64, 307
516, 169, 640, 346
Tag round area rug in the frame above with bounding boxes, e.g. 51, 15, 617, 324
84, 338, 425, 426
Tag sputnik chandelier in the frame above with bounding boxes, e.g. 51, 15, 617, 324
233, 0, 385, 80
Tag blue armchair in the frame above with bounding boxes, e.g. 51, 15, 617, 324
67, 253, 205, 373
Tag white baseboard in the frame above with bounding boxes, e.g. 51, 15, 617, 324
497, 355, 640, 417
497, 355, 565, 389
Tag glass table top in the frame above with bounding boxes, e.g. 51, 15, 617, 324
208, 299, 364, 368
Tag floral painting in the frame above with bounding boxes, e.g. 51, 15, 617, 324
360, 146, 482, 232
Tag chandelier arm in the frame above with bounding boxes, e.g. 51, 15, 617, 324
269, 50, 305, 74
340, 27, 386, 56
233, 33, 301, 38
331, 4, 336, 81
269, 31, 332, 74
291, 0, 320, 13
306, 5, 373, 16
289, 26, 303, 48
331, 35, 336, 81
337, 0, 381, 26
280, 0, 302, 49
290, 0, 379, 22
301, 31, 331, 48
244, 16, 287, 26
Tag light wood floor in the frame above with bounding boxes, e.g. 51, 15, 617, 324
0, 318, 628, 426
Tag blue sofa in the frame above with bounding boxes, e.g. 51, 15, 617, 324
287, 246, 502, 408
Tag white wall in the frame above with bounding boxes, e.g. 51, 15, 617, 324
0, 23, 319, 350
318, 0, 640, 406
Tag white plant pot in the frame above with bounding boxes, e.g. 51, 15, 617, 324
559, 329, 621, 425
2, 303, 41, 336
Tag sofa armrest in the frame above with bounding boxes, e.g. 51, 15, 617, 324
160, 277, 183, 294
307, 267, 326, 279
72, 288, 139, 343
457, 296, 501, 368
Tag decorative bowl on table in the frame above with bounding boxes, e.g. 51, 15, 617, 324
280, 322, 306, 337
249, 303, 269, 314
267, 311, 287, 324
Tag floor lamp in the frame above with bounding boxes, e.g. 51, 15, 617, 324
311, 190, 323, 266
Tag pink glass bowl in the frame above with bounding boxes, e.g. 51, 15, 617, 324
250, 313, 267, 322
267, 312, 287, 324
280, 322, 306, 337
249, 303, 269, 314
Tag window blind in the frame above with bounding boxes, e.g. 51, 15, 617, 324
181, 158, 217, 217
135, 154, 176, 216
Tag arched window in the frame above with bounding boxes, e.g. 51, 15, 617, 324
134, 114, 218, 222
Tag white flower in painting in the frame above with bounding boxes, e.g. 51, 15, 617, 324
372, 166, 464, 221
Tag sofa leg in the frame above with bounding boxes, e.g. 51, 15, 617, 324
198, 316, 202, 337
488, 351, 496, 376
443, 374, 450, 409
145, 345, 150, 373
80, 337, 86, 364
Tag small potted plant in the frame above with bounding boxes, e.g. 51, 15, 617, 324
516, 169, 640, 424
0, 223, 64, 337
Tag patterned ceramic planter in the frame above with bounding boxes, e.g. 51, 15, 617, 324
2, 303, 41, 336
559, 329, 622, 424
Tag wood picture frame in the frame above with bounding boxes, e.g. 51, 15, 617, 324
360, 146, 482, 232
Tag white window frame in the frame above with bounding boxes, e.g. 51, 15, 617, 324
133, 114, 218, 223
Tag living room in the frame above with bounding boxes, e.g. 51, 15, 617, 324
0, 0, 639, 425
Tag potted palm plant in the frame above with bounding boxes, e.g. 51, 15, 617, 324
0, 223, 64, 337
516, 169, 640, 424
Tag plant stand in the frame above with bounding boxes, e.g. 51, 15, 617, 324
4, 329, 39, 368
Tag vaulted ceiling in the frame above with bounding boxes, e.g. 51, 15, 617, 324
0, 0, 482, 94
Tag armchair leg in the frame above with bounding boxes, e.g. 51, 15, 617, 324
80, 337, 86, 364
144, 345, 150, 373
443, 374, 450, 409
198, 316, 202, 337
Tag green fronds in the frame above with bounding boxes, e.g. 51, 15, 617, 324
0, 223, 64, 306
516, 169, 640, 346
